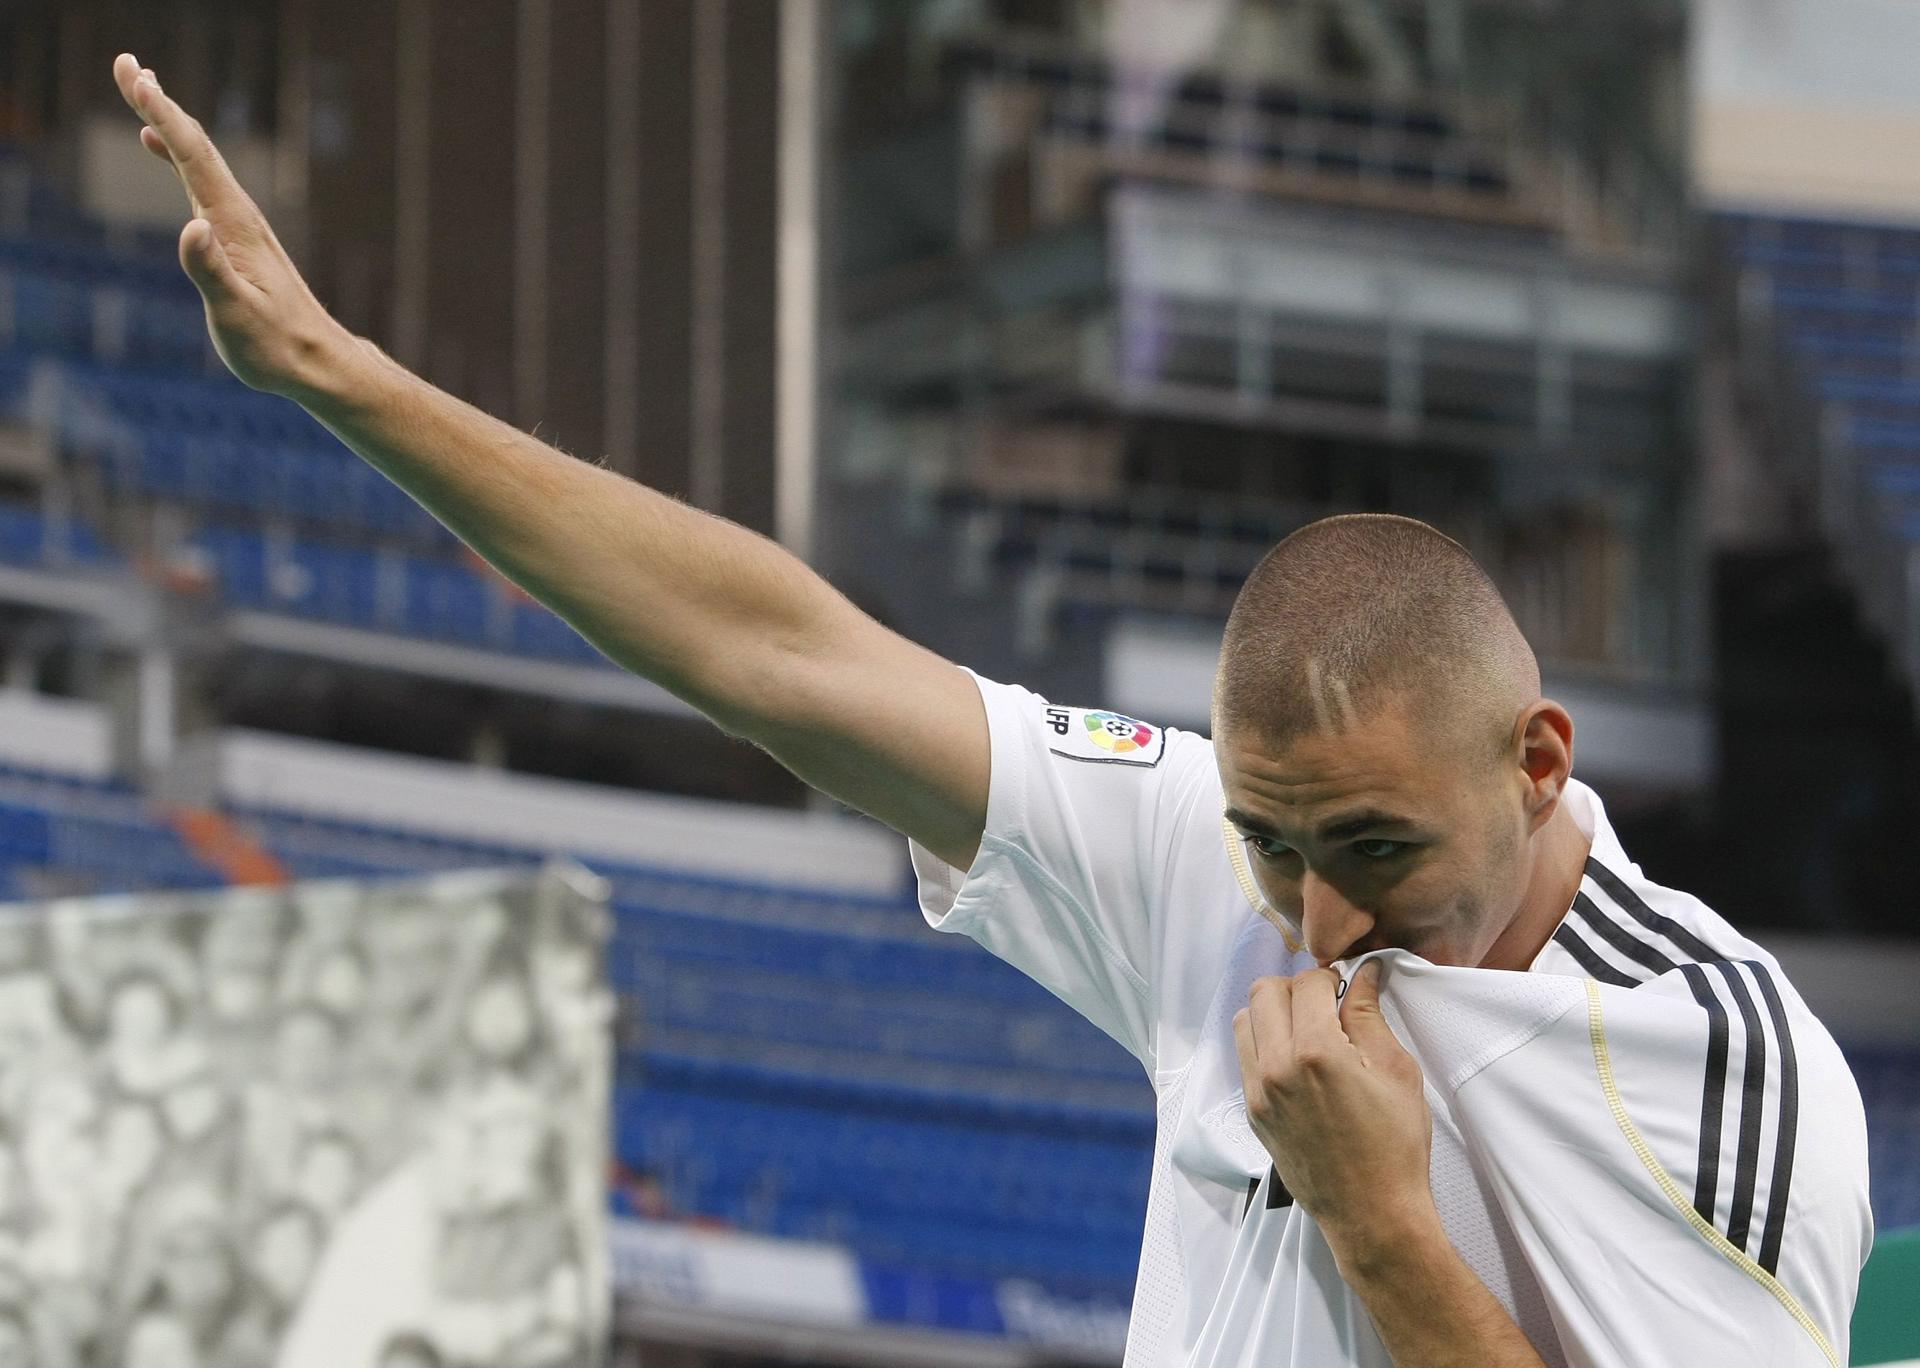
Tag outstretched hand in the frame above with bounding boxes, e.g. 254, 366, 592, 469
111, 52, 349, 398
1232, 959, 1436, 1258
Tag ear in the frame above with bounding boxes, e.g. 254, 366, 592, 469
1512, 700, 1574, 832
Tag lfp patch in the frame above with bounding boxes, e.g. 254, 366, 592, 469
1043, 704, 1166, 767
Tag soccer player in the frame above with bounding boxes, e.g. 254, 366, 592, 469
112, 55, 1870, 1367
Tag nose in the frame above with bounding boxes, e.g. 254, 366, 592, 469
1299, 869, 1373, 966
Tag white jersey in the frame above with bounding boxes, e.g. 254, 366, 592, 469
907, 672, 1873, 1368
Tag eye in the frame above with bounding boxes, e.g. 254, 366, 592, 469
1353, 839, 1408, 860
1246, 834, 1295, 861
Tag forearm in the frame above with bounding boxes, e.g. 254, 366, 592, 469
289, 329, 858, 724
1330, 1218, 1547, 1368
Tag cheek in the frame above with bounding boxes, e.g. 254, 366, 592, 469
1430, 830, 1523, 938
1375, 867, 1449, 934
1367, 850, 1480, 938
1490, 811, 1523, 867
1252, 864, 1306, 916
1247, 866, 1305, 935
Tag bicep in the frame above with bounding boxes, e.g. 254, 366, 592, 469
736, 612, 989, 872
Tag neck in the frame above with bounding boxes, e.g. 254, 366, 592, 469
1479, 797, 1591, 971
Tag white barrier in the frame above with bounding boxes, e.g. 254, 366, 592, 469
0, 859, 611, 1368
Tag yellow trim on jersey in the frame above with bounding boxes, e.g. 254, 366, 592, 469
1582, 980, 1838, 1368
1221, 816, 1305, 954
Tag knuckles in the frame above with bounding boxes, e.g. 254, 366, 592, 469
1287, 1044, 1332, 1073
1254, 1048, 1329, 1098
1247, 974, 1287, 1003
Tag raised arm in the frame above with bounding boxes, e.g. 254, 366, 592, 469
111, 54, 987, 870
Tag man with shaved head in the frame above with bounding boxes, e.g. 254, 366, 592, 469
116, 55, 1868, 1368
1212, 514, 1583, 972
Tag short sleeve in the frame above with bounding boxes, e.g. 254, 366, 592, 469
1443, 962, 1872, 1367
907, 670, 1215, 1073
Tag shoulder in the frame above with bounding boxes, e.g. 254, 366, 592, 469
977, 676, 1219, 802
1548, 830, 1776, 990
1016, 690, 1214, 778
1553, 847, 1857, 1129
1556, 865, 1871, 1294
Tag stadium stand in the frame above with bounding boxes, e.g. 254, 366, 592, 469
0, 155, 630, 678
77, 363, 458, 546
1722, 208, 1920, 693
940, 32, 1544, 235
834, 18, 1696, 724
0, 498, 114, 569
0, 494, 616, 668
0, 348, 613, 661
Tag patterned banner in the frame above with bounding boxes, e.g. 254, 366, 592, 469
0, 860, 611, 1368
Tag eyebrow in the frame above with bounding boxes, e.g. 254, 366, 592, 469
1224, 806, 1418, 843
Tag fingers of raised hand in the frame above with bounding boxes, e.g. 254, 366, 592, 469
112, 54, 247, 222
110, 52, 142, 98
112, 54, 168, 130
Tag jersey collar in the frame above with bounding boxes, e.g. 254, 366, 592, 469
1526, 777, 1632, 974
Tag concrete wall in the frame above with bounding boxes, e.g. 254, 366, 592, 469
1693, 0, 1920, 221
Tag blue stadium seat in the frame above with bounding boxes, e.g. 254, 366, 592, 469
1819, 374, 1920, 407
0, 503, 42, 566
286, 538, 380, 625
404, 557, 492, 645
511, 600, 609, 665
1769, 285, 1920, 323
0, 501, 117, 570
11, 274, 90, 356
190, 524, 270, 604
0, 804, 52, 864
1732, 210, 1920, 556
124, 290, 211, 371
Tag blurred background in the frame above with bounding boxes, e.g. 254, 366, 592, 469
0, 0, 1913, 1362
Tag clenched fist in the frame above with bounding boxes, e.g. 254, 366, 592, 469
1232, 959, 1437, 1261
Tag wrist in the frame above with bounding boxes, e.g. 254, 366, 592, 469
284, 324, 388, 416
1322, 1202, 1450, 1288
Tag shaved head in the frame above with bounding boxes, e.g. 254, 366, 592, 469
1213, 515, 1538, 762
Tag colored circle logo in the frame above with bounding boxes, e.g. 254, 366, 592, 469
1084, 711, 1155, 754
